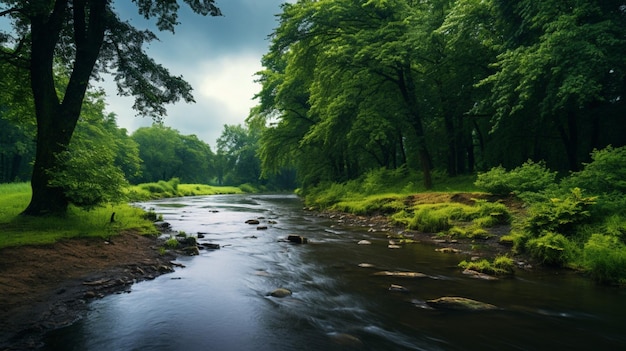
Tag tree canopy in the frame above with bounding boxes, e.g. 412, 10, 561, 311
252, 0, 626, 191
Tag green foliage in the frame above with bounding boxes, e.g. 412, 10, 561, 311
128, 179, 243, 201
474, 161, 557, 195
583, 234, 626, 284
409, 207, 452, 233
525, 188, 596, 237
459, 255, 515, 276
164, 237, 180, 249
561, 146, 626, 195
526, 232, 576, 266
131, 125, 215, 185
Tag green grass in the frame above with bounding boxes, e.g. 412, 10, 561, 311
0, 180, 251, 250
126, 179, 245, 201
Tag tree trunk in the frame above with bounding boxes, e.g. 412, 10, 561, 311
22, 0, 107, 216
396, 64, 433, 189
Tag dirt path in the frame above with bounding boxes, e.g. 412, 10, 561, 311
0, 232, 177, 350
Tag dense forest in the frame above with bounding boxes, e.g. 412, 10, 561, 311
251, 0, 626, 189
1, 0, 625, 201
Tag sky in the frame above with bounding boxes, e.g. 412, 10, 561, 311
102, 0, 294, 149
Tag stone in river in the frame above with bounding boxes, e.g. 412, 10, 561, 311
426, 296, 497, 311
245, 219, 260, 225
269, 288, 292, 298
357, 240, 371, 245
373, 271, 428, 278
287, 235, 308, 244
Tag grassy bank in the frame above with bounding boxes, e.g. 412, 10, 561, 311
0, 179, 251, 250
303, 147, 626, 285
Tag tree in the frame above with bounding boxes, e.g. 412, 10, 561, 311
0, 0, 221, 216
479, 0, 626, 170
216, 124, 261, 186
131, 125, 214, 184
47, 91, 141, 209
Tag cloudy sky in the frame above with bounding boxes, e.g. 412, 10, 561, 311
102, 0, 293, 148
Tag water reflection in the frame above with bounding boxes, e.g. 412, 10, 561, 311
45, 194, 626, 350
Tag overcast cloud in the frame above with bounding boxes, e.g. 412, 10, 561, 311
101, 0, 292, 149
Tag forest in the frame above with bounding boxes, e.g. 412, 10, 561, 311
251, 0, 626, 188
1, 1, 626, 283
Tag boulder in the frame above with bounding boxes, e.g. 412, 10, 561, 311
357, 240, 372, 245
245, 219, 260, 225
256, 226, 268, 230
427, 296, 497, 311
200, 243, 220, 250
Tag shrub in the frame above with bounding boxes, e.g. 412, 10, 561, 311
525, 188, 596, 237
526, 232, 575, 266
474, 200, 511, 224
583, 234, 626, 284
475, 160, 557, 195
561, 146, 626, 195
409, 207, 451, 233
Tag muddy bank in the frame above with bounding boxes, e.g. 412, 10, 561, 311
0, 231, 178, 350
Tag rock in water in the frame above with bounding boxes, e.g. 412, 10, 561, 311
426, 296, 497, 311
287, 235, 308, 244
269, 288, 292, 298
357, 240, 372, 245
373, 271, 428, 278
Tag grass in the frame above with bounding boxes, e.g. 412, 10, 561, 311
0, 180, 247, 250
0, 182, 158, 249
126, 178, 245, 201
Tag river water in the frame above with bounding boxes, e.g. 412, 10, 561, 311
44, 194, 626, 350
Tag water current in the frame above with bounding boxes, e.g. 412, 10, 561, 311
44, 194, 626, 350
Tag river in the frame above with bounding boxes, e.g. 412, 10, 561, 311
44, 194, 626, 350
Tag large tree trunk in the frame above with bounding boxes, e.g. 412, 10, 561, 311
22, 0, 107, 216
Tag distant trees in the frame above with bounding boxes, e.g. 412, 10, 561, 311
131, 125, 214, 184
252, 0, 626, 190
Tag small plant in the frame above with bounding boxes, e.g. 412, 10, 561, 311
409, 207, 451, 233
164, 237, 179, 249
526, 231, 575, 266
583, 234, 626, 284
458, 255, 514, 275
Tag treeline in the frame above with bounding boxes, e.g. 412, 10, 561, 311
0, 71, 290, 196
250, 0, 626, 190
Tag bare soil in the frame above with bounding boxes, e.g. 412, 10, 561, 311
0, 231, 177, 350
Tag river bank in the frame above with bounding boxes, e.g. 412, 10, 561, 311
0, 231, 177, 350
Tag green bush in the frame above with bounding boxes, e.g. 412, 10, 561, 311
526, 232, 575, 266
583, 234, 626, 284
561, 146, 626, 195
525, 188, 596, 237
409, 207, 451, 233
475, 160, 557, 195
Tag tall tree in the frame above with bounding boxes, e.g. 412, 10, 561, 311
0, 0, 221, 216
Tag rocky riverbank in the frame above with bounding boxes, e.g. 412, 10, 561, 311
0, 231, 179, 350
